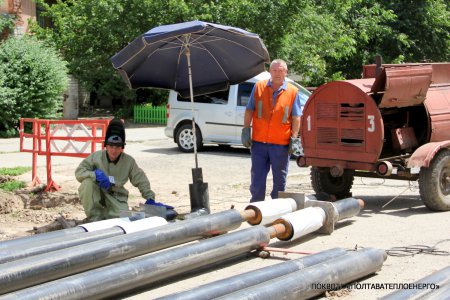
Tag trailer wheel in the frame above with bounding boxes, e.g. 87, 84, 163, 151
176, 124, 203, 153
311, 167, 354, 199
419, 149, 450, 211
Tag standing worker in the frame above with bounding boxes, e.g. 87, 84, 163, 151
75, 118, 174, 222
241, 59, 302, 202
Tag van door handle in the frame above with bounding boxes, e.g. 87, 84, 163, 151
225, 111, 232, 116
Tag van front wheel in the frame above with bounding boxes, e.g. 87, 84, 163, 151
176, 124, 203, 153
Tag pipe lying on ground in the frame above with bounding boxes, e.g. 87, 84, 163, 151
1, 197, 365, 299
0, 226, 85, 251
0, 216, 167, 264
275, 197, 364, 241
0, 217, 130, 251
0, 209, 247, 295
245, 197, 299, 225
156, 247, 348, 300
0, 225, 280, 300
215, 248, 387, 300
380, 265, 450, 300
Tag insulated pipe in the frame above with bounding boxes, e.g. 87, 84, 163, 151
274, 207, 326, 241
380, 265, 450, 300
275, 197, 364, 241
245, 198, 298, 225
0, 217, 167, 264
0, 209, 245, 294
0, 217, 129, 252
157, 247, 348, 300
216, 248, 387, 300
1, 225, 276, 300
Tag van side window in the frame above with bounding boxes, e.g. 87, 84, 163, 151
177, 89, 229, 104
238, 83, 255, 107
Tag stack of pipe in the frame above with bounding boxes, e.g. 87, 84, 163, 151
0, 195, 374, 300
0, 216, 167, 264
0, 198, 385, 299
0, 197, 303, 294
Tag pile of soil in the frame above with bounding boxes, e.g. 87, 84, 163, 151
0, 183, 85, 241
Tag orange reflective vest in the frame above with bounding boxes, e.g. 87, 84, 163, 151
252, 80, 298, 145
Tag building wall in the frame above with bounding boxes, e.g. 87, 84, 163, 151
0, 0, 36, 35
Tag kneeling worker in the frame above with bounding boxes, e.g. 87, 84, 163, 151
75, 118, 173, 222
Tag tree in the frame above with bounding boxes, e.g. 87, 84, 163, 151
31, 0, 304, 101
379, 0, 450, 62
31, 0, 449, 96
0, 36, 68, 136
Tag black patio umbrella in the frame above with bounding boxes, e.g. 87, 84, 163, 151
111, 20, 270, 214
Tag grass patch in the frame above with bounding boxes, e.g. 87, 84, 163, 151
0, 166, 32, 176
0, 167, 30, 191
0, 180, 26, 191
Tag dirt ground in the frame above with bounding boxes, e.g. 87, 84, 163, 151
0, 123, 449, 299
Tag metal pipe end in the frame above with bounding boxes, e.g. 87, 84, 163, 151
357, 198, 365, 209
244, 205, 262, 225
240, 208, 257, 222
270, 219, 291, 240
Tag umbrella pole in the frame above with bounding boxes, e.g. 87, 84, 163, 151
186, 48, 198, 169
185, 47, 210, 216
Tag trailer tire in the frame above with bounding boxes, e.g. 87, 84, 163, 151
311, 167, 354, 199
419, 149, 450, 211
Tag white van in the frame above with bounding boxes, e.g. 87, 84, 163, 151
164, 72, 311, 152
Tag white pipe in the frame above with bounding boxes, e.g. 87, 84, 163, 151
78, 218, 127, 232
276, 207, 326, 241
114, 216, 168, 234
245, 198, 297, 225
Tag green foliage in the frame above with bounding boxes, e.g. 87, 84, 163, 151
30, 0, 449, 93
0, 36, 68, 137
379, 0, 450, 62
0, 180, 26, 191
0, 12, 15, 41
0, 166, 32, 176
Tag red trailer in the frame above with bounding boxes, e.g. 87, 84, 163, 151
297, 61, 450, 211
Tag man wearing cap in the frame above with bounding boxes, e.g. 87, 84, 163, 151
75, 118, 171, 222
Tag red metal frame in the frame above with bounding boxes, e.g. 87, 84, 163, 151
19, 118, 111, 192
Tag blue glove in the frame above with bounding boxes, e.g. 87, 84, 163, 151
145, 198, 174, 210
94, 169, 111, 190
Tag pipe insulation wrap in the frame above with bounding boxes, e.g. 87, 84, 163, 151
114, 216, 168, 233
2, 225, 272, 300
333, 198, 363, 221
245, 198, 297, 225
77, 217, 130, 232
216, 248, 387, 300
0, 209, 244, 295
156, 247, 348, 300
277, 207, 326, 241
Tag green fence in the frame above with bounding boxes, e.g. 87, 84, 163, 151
134, 105, 167, 124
